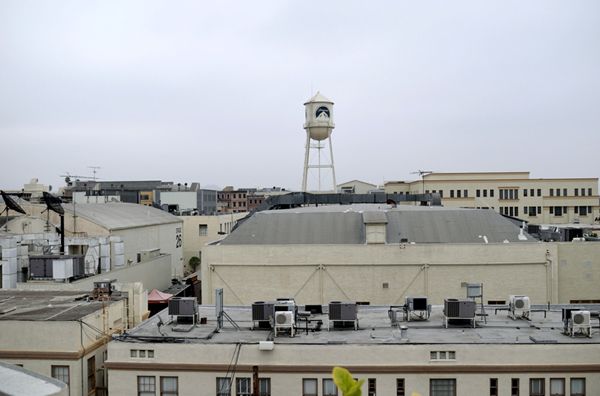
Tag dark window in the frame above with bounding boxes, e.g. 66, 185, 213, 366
236, 378, 251, 396
439, 190, 443, 198
302, 379, 318, 396
464, 189, 468, 198
563, 188, 567, 196
575, 206, 579, 214
530, 188, 534, 196
138, 376, 156, 396
530, 378, 545, 396
457, 190, 462, 198
490, 189, 494, 197
515, 207, 519, 217
430, 378, 456, 396
259, 378, 271, 396
537, 189, 541, 196
538, 206, 541, 214
570, 378, 585, 396
509, 207, 514, 217
549, 378, 564, 396
588, 188, 592, 196
550, 188, 554, 196
483, 189, 488, 197
581, 189, 586, 196
87, 356, 96, 393
397, 378, 405, 396
160, 377, 178, 396
524, 189, 528, 197
217, 377, 231, 396
490, 378, 498, 396
575, 188, 579, 196
51, 366, 70, 388
368, 378, 376, 396
476, 189, 481, 197
512, 378, 520, 396
450, 190, 455, 198
550, 207, 554, 214
556, 189, 561, 197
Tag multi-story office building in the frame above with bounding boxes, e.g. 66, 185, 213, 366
384, 172, 599, 225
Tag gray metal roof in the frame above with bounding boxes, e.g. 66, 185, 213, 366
220, 204, 532, 245
0, 361, 67, 396
63, 203, 181, 230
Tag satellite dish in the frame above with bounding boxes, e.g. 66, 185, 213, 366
42, 192, 64, 215
0, 190, 26, 215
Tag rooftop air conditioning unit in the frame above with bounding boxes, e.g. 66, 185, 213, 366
406, 297, 428, 311
274, 311, 295, 337
168, 297, 198, 317
329, 302, 357, 321
509, 295, 531, 319
570, 310, 592, 337
252, 301, 274, 322
444, 299, 476, 319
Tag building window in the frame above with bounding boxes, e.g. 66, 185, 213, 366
570, 378, 585, 396
512, 378, 520, 396
457, 190, 462, 198
476, 189, 481, 197
302, 379, 318, 396
575, 188, 579, 196
530, 188, 534, 196
199, 224, 208, 236
530, 378, 545, 396
323, 378, 338, 396
550, 188, 554, 196
87, 356, 96, 393
368, 378, 376, 396
556, 189, 561, 197
490, 378, 498, 396
217, 377, 232, 396
563, 188, 567, 196
259, 378, 271, 396
51, 366, 70, 388
537, 189, 541, 196
588, 188, 592, 196
430, 351, 456, 360
396, 378, 405, 396
430, 379, 456, 396
483, 189, 488, 197
450, 190, 455, 198
138, 376, 156, 396
524, 189, 528, 197
130, 349, 138, 358
160, 377, 178, 396
490, 189, 494, 197
236, 377, 251, 396
439, 190, 443, 198
549, 378, 564, 396
537, 206, 541, 214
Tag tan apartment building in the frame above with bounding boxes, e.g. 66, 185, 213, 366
0, 289, 138, 396
384, 172, 599, 225
106, 303, 600, 396
179, 213, 247, 274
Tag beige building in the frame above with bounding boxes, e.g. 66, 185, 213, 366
106, 303, 600, 396
179, 213, 247, 273
337, 180, 378, 194
0, 288, 144, 396
202, 204, 600, 306
384, 172, 599, 225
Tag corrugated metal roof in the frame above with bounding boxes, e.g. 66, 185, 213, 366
220, 204, 532, 245
63, 203, 181, 231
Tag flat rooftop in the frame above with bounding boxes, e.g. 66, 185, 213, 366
0, 290, 120, 321
121, 303, 600, 345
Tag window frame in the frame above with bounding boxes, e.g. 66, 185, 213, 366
217, 377, 232, 396
302, 378, 318, 396
396, 378, 405, 396
570, 378, 585, 396
51, 365, 70, 388
529, 378, 545, 396
236, 377, 251, 396
323, 378, 338, 396
138, 376, 156, 396
160, 376, 178, 396
430, 378, 457, 396
549, 378, 565, 396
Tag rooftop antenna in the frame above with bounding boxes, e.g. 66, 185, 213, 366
42, 192, 65, 255
0, 191, 27, 231
410, 170, 434, 194
88, 166, 101, 181
215, 288, 240, 331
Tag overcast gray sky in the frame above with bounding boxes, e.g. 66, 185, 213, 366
1, 1, 599, 191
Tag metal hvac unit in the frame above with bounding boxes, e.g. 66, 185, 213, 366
328, 301, 358, 330
403, 296, 431, 321
443, 299, 476, 328
508, 295, 531, 320
29, 256, 53, 279
274, 311, 295, 337
252, 301, 274, 329
169, 297, 198, 316
569, 310, 592, 337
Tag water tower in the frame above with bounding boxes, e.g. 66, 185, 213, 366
302, 92, 337, 192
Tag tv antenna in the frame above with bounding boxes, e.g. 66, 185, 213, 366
88, 166, 101, 180
0, 191, 27, 232
60, 171, 101, 185
215, 288, 240, 331
411, 170, 434, 194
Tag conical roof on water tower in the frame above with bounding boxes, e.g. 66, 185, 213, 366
304, 91, 334, 105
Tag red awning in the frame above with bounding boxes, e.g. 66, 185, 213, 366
148, 289, 173, 304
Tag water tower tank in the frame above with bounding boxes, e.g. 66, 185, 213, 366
303, 92, 335, 141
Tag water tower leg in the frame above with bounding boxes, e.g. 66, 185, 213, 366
328, 134, 337, 192
302, 132, 311, 192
